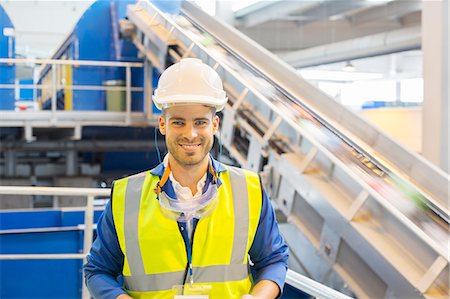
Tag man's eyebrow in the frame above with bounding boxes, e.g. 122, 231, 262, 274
168, 116, 186, 120
168, 116, 210, 121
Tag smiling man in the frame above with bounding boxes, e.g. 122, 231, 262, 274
84, 58, 289, 299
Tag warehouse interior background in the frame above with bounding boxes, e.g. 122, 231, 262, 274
0, 1, 448, 298
1, 0, 448, 170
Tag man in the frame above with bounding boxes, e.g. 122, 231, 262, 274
84, 58, 289, 299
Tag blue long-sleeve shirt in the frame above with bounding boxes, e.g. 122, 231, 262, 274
84, 158, 289, 299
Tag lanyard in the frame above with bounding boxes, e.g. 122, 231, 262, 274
179, 220, 195, 286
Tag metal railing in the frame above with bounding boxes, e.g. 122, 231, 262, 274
286, 269, 354, 299
0, 186, 110, 299
0, 58, 154, 132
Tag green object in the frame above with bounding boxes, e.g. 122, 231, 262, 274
104, 80, 126, 111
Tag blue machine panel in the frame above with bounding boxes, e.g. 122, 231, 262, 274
0, 230, 84, 298
72, 1, 124, 110
0, 6, 16, 110
19, 79, 33, 100
0, 209, 105, 298
0, 209, 104, 230
1, 259, 82, 298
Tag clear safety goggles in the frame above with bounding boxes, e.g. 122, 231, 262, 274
158, 182, 219, 222
155, 159, 220, 222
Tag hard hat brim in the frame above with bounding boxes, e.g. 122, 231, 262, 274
154, 95, 227, 112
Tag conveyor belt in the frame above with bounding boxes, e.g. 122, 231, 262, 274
125, 1, 449, 298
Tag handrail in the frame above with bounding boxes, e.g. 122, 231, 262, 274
0, 186, 110, 197
0, 84, 144, 92
0, 58, 143, 67
286, 269, 354, 299
0, 186, 110, 299
0, 57, 151, 129
0, 254, 86, 260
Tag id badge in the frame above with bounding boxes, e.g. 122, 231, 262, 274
172, 284, 212, 299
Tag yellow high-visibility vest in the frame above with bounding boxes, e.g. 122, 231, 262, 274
112, 165, 262, 298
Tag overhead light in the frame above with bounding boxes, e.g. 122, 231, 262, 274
342, 61, 355, 72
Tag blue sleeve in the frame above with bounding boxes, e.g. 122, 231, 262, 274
249, 186, 289, 295
83, 197, 127, 299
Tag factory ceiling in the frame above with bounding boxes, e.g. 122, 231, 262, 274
234, 0, 422, 54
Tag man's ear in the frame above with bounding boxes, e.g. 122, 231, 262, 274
212, 115, 220, 134
159, 116, 166, 135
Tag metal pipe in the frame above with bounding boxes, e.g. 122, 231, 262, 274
126, 66, 132, 125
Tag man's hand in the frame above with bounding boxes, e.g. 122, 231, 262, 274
116, 294, 133, 299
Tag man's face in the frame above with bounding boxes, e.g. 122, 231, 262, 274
159, 104, 219, 168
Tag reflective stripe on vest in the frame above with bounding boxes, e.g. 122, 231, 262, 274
125, 264, 249, 292
123, 172, 146, 276
112, 165, 262, 297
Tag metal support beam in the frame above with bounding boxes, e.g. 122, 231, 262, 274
72, 124, 82, 140
144, 59, 153, 120
416, 256, 448, 293
125, 66, 132, 125
51, 64, 57, 124
345, 190, 369, 221
422, 0, 449, 172
66, 150, 78, 176
5, 150, 16, 177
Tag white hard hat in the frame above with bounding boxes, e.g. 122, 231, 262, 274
153, 58, 228, 112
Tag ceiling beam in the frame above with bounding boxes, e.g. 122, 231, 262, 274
280, 26, 421, 68
235, 0, 319, 28
349, 0, 422, 26
295, 0, 368, 21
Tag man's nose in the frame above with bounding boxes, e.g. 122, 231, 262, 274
183, 122, 198, 139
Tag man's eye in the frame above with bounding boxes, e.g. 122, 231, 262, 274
195, 120, 207, 126
172, 121, 184, 126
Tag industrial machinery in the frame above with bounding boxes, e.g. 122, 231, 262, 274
121, 2, 448, 298
0, 1, 448, 298
37, 0, 144, 111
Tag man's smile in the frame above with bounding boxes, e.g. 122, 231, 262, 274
179, 143, 201, 151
